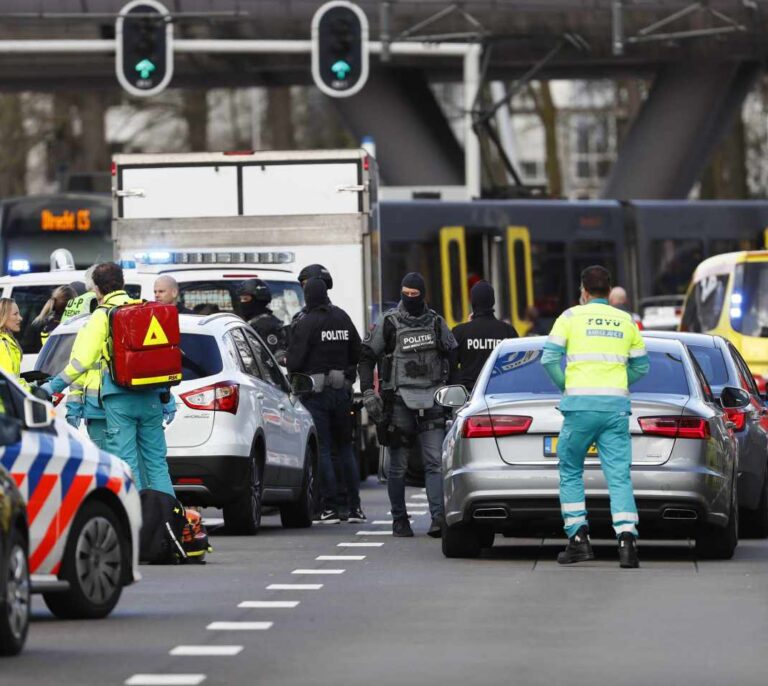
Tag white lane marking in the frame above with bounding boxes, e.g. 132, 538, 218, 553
356, 530, 393, 536
410, 494, 428, 500
207, 622, 273, 631
170, 646, 242, 656
267, 583, 323, 590
316, 555, 365, 561
338, 542, 383, 547
202, 517, 224, 527
388, 512, 424, 516
372, 520, 393, 525
292, 569, 345, 575
126, 676, 206, 686
238, 601, 299, 609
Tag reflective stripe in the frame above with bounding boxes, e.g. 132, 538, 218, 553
629, 348, 647, 358
57, 371, 77, 385
547, 335, 567, 347
614, 523, 638, 534
612, 512, 639, 523
564, 387, 630, 397
564, 516, 586, 527
84, 388, 100, 397
566, 353, 628, 364
69, 359, 87, 374
561, 502, 586, 513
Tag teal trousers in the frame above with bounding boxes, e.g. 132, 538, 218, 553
558, 410, 639, 539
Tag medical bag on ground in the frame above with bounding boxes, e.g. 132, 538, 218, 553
181, 509, 213, 564
107, 301, 182, 390
139, 489, 188, 565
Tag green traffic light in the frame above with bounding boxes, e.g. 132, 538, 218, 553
135, 58, 156, 79
331, 60, 351, 80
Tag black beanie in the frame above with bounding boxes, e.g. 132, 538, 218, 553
470, 280, 495, 314
304, 277, 329, 311
69, 281, 87, 296
401, 272, 425, 294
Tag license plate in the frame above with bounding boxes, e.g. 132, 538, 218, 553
543, 436, 598, 458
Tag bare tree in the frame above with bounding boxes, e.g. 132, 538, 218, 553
528, 81, 563, 197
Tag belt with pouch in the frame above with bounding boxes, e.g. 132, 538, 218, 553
310, 369, 348, 393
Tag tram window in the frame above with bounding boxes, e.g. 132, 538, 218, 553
572, 240, 617, 300
683, 274, 728, 332
531, 241, 567, 318
448, 241, 463, 322
651, 239, 704, 296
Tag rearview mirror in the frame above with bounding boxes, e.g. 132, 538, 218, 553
24, 396, 54, 429
0, 416, 21, 447
434, 385, 469, 408
288, 373, 315, 396
720, 386, 751, 409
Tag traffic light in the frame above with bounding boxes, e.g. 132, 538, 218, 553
312, 1, 369, 98
116, 0, 173, 97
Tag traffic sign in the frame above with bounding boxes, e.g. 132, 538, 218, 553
311, 1, 369, 98
116, 0, 174, 97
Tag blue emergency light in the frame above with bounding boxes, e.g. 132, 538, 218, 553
7, 258, 30, 274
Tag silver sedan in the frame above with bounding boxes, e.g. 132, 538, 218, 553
437, 336, 739, 559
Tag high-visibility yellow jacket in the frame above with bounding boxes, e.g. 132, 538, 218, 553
541, 298, 650, 412
48, 290, 134, 398
0, 331, 29, 390
67, 326, 105, 419
61, 292, 97, 323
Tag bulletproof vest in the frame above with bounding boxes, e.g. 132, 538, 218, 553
384, 309, 446, 392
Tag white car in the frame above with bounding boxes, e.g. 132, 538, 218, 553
0, 251, 304, 371
0, 368, 141, 619
35, 312, 318, 534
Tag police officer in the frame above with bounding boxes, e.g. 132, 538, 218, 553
40, 262, 176, 496
359, 272, 458, 538
541, 265, 649, 568
290, 264, 334, 331
452, 280, 518, 391
286, 278, 364, 524
237, 278, 286, 358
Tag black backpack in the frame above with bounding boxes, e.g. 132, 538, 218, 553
139, 489, 187, 564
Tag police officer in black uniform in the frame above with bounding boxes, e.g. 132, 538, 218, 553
286, 278, 365, 524
453, 280, 518, 391
237, 279, 286, 358
359, 272, 458, 538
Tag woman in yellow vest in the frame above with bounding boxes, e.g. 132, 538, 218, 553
0, 298, 30, 390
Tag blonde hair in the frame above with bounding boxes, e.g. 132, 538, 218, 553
32, 285, 77, 326
0, 297, 18, 333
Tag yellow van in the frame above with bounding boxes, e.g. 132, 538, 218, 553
681, 251, 768, 378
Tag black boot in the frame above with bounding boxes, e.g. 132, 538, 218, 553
393, 517, 414, 537
618, 532, 639, 568
427, 514, 445, 538
557, 525, 595, 565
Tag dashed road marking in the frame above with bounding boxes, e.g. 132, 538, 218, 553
388, 511, 424, 516
125, 676, 206, 686
207, 622, 273, 631
170, 646, 243, 656
292, 569, 345, 575
410, 494, 428, 500
338, 542, 384, 547
316, 555, 365, 561
267, 583, 323, 590
356, 530, 393, 536
372, 520, 393, 525
238, 601, 300, 609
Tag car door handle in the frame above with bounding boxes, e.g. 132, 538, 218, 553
256, 392, 264, 400
278, 404, 286, 412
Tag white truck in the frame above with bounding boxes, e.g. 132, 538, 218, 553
112, 149, 383, 475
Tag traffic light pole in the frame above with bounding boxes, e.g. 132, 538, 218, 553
0, 38, 482, 198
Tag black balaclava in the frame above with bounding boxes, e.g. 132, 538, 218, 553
304, 277, 329, 311
239, 279, 271, 320
471, 280, 495, 316
401, 272, 426, 316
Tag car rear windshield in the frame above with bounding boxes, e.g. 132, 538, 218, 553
686, 345, 729, 387
35, 332, 222, 381
485, 349, 690, 396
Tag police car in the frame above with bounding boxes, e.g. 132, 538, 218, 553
0, 367, 141, 620
0, 249, 304, 372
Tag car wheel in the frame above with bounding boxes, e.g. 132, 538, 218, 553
477, 528, 495, 549
0, 527, 30, 656
740, 473, 768, 539
223, 453, 263, 535
43, 500, 125, 620
280, 444, 316, 529
696, 479, 739, 560
442, 522, 481, 559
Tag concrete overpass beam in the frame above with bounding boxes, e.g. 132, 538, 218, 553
332, 68, 464, 186
601, 61, 759, 199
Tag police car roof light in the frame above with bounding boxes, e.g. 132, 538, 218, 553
133, 250, 295, 266
8, 258, 30, 274
50, 249, 76, 272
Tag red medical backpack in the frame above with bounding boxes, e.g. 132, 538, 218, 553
107, 301, 182, 390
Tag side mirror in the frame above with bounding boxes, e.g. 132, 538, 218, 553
434, 385, 469, 408
24, 395, 54, 429
0, 416, 21, 447
288, 373, 315, 396
720, 386, 751, 409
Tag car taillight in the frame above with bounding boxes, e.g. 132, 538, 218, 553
724, 407, 747, 432
180, 382, 239, 414
462, 414, 532, 438
638, 416, 710, 439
